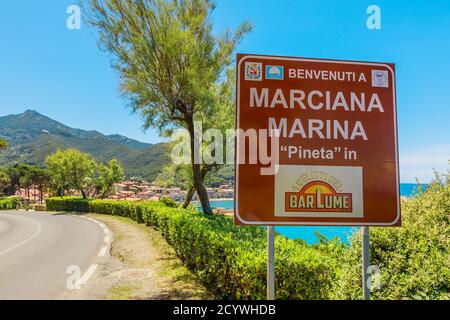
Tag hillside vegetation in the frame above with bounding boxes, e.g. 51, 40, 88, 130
0, 110, 168, 180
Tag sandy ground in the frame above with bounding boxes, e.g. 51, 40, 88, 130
67, 214, 212, 300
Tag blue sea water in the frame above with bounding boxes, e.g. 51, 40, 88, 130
207, 183, 427, 245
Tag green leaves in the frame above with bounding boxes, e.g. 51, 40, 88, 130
46, 149, 96, 198
88, 0, 244, 131
45, 148, 124, 199
0, 138, 8, 151
48, 177, 450, 300
46, 196, 336, 299
0, 196, 21, 210
0, 169, 10, 194
86, 0, 252, 214
332, 181, 450, 300
97, 159, 125, 199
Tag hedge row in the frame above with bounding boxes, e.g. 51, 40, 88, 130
0, 196, 21, 210
46, 197, 338, 299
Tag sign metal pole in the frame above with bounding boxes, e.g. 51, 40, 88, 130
267, 226, 275, 300
362, 226, 370, 300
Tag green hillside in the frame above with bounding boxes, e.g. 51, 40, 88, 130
0, 110, 169, 180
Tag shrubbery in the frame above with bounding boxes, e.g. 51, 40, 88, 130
45, 196, 338, 299
0, 196, 21, 210
332, 180, 450, 300
46, 196, 90, 212
46, 179, 450, 300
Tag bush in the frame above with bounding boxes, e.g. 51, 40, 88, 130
46, 196, 338, 299
332, 181, 450, 300
46, 177, 450, 300
45, 196, 90, 212
159, 196, 179, 208
0, 196, 21, 210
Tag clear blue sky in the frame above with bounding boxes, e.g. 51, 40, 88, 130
0, 0, 449, 182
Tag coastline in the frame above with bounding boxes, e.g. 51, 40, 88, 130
209, 198, 234, 202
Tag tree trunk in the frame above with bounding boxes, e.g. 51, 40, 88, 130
182, 165, 211, 209
188, 120, 212, 215
101, 184, 111, 200
182, 186, 195, 208
81, 190, 87, 199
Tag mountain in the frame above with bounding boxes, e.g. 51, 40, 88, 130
106, 134, 150, 150
0, 110, 169, 180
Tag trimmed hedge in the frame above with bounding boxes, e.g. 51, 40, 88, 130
45, 196, 338, 300
46, 196, 90, 212
0, 196, 21, 210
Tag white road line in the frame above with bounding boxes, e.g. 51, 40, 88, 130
71, 216, 110, 288
77, 264, 98, 286
80, 215, 112, 244
98, 245, 108, 257
0, 215, 42, 257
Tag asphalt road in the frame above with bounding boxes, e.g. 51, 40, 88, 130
0, 211, 107, 300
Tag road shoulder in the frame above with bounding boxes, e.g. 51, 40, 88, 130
85, 214, 212, 300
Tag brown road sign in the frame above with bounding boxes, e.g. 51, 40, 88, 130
235, 54, 400, 226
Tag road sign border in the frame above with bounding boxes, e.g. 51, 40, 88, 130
235, 54, 400, 226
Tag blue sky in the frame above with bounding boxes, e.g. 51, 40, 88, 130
0, 0, 449, 182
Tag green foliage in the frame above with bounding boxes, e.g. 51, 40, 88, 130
46, 149, 97, 198
2, 164, 22, 195
159, 196, 179, 208
45, 176, 450, 300
0, 164, 51, 198
96, 159, 125, 199
0, 138, 8, 151
45, 196, 91, 212
45, 148, 124, 199
87, 0, 251, 133
155, 164, 191, 189
332, 180, 450, 300
46, 196, 337, 299
0, 196, 21, 210
31, 167, 52, 200
86, 0, 252, 214
0, 169, 10, 195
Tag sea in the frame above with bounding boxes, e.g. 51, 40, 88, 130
205, 183, 427, 245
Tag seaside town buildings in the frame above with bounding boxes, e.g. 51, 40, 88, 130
14, 180, 233, 204
111, 180, 233, 202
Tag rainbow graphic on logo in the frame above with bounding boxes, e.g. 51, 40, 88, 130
285, 180, 353, 213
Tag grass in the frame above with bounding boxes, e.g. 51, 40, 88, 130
108, 285, 140, 300
89, 213, 212, 300
121, 215, 204, 285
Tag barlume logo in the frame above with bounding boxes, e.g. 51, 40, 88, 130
285, 179, 352, 213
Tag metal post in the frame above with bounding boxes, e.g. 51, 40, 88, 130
362, 227, 370, 300
267, 226, 275, 300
